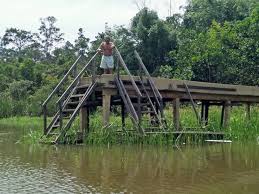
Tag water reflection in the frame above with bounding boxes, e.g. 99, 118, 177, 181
0, 127, 259, 193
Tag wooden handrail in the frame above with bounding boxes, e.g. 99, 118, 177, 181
42, 55, 83, 107
184, 82, 202, 126
57, 52, 99, 104
114, 47, 142, 97
134, 50, 162, 100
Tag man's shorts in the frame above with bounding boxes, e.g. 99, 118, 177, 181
100, 55, 114, 69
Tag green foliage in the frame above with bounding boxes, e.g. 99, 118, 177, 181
131, 8, 177, 73
0, 93, 13, 117
0, 1, 258, 120
4, 105, 257, 145
38, 16, 64, 58
183, 0, 257, 31
2, 28, 35, 53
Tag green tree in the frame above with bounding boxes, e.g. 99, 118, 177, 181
131, 8, 177, 73
183, 0, 257, 31
38, 16, 64, 58
75, 28, 90, 54
2, 28, 34, 52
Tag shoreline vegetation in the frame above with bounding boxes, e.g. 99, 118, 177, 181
0, 106, 258, 145
0, 1, 258, 146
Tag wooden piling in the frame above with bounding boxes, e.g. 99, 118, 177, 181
201, 101, 210, 126
121, 101, 125, 129
102, 90, 111, 126
173, 98, 180, 130
222, 100, 231, 128
204, 102, 209, 126
246, 103, 251, 120
201, 101, 205, 123
80, 106, 89, 136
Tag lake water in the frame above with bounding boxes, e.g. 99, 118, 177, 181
0, 127, 259, 193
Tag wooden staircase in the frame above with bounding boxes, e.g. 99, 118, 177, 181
114, 49, 167, 135
42, 48, 167, 143
45, 81, 97, 143
42, 52, 99, 144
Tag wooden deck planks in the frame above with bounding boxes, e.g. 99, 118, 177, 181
80, 74, 259, 103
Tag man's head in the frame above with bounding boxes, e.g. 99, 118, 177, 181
104, 36, 111, 43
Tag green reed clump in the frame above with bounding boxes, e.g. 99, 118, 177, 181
225, 106, 259, 141
0, 116, 42, 129
1, 105, 258, 145
0, 116, 42, 144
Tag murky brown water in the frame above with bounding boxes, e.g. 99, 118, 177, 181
0, 127, 259, 193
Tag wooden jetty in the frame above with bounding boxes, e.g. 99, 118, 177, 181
42, 49, 259, 144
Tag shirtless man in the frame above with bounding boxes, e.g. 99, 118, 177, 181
97, 36, 115, 74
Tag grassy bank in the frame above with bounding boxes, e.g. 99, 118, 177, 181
0, 117, 43, 144
0, 106, 258, 145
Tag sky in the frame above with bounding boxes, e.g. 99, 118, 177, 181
0, 0, 186, 42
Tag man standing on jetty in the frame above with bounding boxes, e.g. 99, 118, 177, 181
97, 36, 115, 74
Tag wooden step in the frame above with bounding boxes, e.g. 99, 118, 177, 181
76, 84, 90, 89
133, 103, 150, 107
145, 126, 161, 129
141, 111, 155, 114
145, 131, 225, 135
67, 101, 79, 105
48, 132, 60, 136
52, 124, 60, 128
63, 109, 75, 113
71, 94, 84, 98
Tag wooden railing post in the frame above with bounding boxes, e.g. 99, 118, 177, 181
43, 105, 47, 135
91, 57, 96, 82
114, 47, 142, 97
57, 52, 99, 105
173, 98, 180, 131
222, 100, 231, 129
59, 101, 63, 131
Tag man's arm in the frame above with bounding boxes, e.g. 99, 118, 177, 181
111, 42, 115, 49
97, 42, 103, 53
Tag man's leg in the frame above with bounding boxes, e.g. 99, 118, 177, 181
104, 69, 109, 74
107, 56, 114, 74
108, 68, 113, 74
100, 56, 108, 74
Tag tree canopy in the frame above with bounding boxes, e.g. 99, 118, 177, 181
0, 0, 258, 118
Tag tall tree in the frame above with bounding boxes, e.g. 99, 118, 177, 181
131, 8, 177, 73
38, 16, 64, 58
2, 28, 34, 53
183, 0, 257, 31
74, 28, 90, 54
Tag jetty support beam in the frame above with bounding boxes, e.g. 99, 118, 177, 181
173, 98, 180, 130
80, 106, 89, 136
102, 89, 111, 126
246, 103, 251, 120
222, 100, 231, 129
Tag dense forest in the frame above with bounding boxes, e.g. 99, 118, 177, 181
0, 0, 258, 118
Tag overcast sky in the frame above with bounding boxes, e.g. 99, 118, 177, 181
0, 0, 186, 42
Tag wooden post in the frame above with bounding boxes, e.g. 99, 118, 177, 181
102, 90, 111, 126
222, 100, 231, 129
220, 103, 225, 128
80, 106, 89, 136
246, 103, 251, 120
204, 102, 209, 126
201, 101, 205, 123
173, 98, 180, 130
121, 101, 125, 129
43, 105, 47, 135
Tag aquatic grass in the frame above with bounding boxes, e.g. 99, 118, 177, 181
19, 129, 42, 144
0, 116, 43, 129
1, 105, 259, 145
0, 116, 43, 144
225, 106, 259, 141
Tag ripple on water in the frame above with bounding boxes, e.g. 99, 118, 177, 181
0, 159, 95, 193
